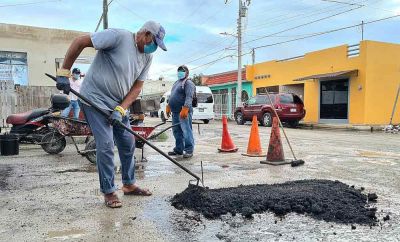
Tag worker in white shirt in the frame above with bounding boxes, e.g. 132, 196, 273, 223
61, 68, 83, 119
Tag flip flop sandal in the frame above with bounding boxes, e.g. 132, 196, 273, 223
104, 195, 122, 208
123, 187, 152, 196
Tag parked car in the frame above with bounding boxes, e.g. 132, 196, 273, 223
158, 86, 214, 124
234, 93, 306, 128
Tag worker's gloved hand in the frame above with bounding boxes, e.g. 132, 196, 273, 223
180, 106, 189, 119
109, 106, 126, 126
56, 69, 71, 95
166, 105, 171, 118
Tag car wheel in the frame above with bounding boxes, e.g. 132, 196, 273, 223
235, 112, 244, 125
203, 119, 210, 124
262, 112, 272, 127
160, 111, 166, 122
288, 120, 299, 128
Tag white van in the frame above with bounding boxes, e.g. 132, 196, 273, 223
158, 86, 214, 124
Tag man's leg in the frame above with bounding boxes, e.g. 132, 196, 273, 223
181, 111, 194, 155
114, 113, 152, 196
171, 112, 184, 155
61, 103, 72, 117
71, 100, 80, 119
113, 113, 135, 186
80, 104, 116, 195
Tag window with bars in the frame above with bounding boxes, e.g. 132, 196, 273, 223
0, 51, 28, 85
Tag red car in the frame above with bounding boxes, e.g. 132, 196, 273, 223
234, 93, 306, 128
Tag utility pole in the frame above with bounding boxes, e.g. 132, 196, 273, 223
361, 21, 364, 41
251, 48, 255, 65
103, 0, 108, 29
236, 0, 250, 107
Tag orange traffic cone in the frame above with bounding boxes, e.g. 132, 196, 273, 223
260, 117, 291, 165
218, 115, 238, 152
242, 115, 265, 157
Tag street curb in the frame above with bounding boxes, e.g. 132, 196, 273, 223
299, 123, 385, 132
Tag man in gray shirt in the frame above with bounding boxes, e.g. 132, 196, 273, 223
56, 21, 167, 208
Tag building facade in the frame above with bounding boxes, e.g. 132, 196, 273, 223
246, 40, 400, 125
202, 69, 253, 119
0, 23, 95, 86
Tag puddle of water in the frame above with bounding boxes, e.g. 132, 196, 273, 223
47, 229, 86, 240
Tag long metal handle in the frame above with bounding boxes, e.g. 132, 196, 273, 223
265, 90, 297, 160
45, 73, 201, 182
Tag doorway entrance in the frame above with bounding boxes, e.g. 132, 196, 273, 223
320, 79, 349, 121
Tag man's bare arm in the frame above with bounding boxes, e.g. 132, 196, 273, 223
62, 35, 93, 70
120, 80, 144, 110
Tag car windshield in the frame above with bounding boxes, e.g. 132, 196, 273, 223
279, 94, 294, 104
247, 95, 275, 105
197, 93, 213, 103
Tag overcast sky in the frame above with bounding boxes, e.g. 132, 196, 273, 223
0, 0, 399, 80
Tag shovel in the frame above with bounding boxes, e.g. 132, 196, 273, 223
45, 73, 202, 185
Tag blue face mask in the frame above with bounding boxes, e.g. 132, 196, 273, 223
143, 40, 158, 54
73, 74, 80, 80
177, 71, 186, 80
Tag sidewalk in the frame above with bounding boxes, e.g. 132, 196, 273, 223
299, 122, 385, 132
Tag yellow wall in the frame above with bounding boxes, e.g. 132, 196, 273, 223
246, 40, 400, 125
363, 41, 400, 124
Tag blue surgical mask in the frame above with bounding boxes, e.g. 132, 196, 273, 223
73, 74, 80, 80
177, 71, 186, 80
143, 40, 158, 54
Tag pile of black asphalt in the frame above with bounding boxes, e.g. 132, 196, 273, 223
171, 179, 379, 225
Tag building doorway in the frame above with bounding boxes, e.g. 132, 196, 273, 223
320, 79, 349, 121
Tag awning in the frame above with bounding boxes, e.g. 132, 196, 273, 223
293, 70, 358, 81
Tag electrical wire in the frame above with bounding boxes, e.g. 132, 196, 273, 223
0, 0, 61, 8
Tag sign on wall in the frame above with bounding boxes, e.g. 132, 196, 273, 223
0, 51, 28, 85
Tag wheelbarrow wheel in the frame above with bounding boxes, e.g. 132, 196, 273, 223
41, 131, 66, 154
84, 139, 96, 164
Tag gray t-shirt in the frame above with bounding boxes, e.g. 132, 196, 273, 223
80, 28, 152, 111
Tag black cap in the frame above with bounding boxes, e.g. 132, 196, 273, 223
177, 65, 189, 74
72, 68, 81, 74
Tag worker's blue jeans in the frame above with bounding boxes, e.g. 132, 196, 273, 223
171, 111, 194, 154
62, 100, 80, 119
80, 103, 135, 194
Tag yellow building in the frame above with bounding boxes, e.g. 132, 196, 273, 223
246, 40, 400, 125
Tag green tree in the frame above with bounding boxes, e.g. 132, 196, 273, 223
192, 73, 203, 86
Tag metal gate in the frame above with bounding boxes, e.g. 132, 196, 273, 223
213, 92, 236, 120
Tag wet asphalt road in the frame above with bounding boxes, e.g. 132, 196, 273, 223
0, 118, 399, 241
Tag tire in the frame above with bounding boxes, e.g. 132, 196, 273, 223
160, 111, 166, 122
261, 112, 272, 127
288, 120, 299, 128
41, 131, 66, 154
84, 139, 96, 164
203, 119, 210, 124
235, 112, 245, 125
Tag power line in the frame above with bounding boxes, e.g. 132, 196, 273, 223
0, 0, 61, 8
241, 5, 363, 46
114, 0, 146, 20
320, 0, 364, 7
250, 14, 400, 50
194, 14, 399, 73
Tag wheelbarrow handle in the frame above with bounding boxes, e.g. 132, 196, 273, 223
147, 123, 180, 140
45, 73, 201, 182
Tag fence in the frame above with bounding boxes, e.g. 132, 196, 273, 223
0, 81, 58, 127
213, 93, 236, 120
